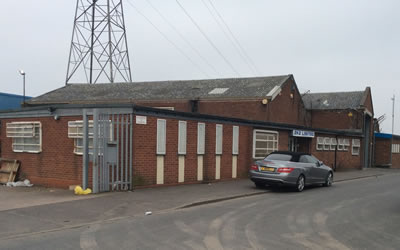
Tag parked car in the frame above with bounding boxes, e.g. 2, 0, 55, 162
249, 151, 333, 192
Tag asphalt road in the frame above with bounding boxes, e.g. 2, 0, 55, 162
1, 174, 400, 250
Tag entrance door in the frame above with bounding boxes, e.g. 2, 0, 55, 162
297, 137, 311, 153
289, 137, 298, 152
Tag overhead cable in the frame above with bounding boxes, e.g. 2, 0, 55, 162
126, 0, 211, 78
207, 0, 261, 75
201, 0, 257, 75
175, 0, 241, 77
145, 0, 222, 77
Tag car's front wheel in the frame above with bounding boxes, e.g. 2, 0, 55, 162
296, 175, 305, 192
323, 172, 333, 187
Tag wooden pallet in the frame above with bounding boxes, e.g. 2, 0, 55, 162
0, 158, 20, 184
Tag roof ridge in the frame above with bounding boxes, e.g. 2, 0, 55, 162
304, 90, 364, 95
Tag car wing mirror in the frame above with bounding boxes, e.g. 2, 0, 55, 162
316, 161, 323, 167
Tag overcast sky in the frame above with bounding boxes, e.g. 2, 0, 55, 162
1, 0, 399, 133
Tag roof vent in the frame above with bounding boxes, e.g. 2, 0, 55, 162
209, 88, 229, 95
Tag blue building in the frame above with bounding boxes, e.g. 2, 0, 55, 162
0, 92, 32, 110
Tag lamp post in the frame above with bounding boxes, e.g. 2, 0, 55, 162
19, 70, 26, 106
390, 94, 395, 166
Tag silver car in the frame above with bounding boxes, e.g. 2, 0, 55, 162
249, 151, 333, 192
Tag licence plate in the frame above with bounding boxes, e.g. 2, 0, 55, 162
260, 167, 275, 172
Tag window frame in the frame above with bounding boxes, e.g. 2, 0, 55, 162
330, 138, 337, 151
68, 120, 112, 155
6, 121, 42, 153
352, 139, 361, 155
316, 137, 324, 151
323, 137, 331, 151
252, 129, 279, 159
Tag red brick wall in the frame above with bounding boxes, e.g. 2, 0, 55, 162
374, 137, 400, 168
0, 113, 367, 189
310, 110, 363, 130
310, 134, 362, 170
0, 116, 83, 188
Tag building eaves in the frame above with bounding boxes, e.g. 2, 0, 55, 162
0, 102, 363, 137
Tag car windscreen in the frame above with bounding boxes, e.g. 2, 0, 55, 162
264, 153, 293, 161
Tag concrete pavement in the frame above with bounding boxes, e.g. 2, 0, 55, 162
0, 168, 399, 240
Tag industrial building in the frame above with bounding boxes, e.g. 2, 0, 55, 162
0, 74, 379, 190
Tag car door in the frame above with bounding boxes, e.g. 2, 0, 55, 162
298, 155, 315, 183
309, 155, 327, 183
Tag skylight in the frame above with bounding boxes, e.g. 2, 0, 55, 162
209, 88, 229, 95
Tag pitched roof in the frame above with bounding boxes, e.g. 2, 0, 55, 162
27, 75, 292, 105
302, 90, 365, 110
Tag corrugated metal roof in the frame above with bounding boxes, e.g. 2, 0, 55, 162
27, 75, 291, 105
0, 93, 32, 110
302, 91, 365, 110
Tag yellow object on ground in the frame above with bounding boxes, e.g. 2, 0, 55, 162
74, 186, 92, 195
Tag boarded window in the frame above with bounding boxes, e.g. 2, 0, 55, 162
178, 121, 187, 155
216, 124, 223, 155
157, 119, 166, 155
253, 130, 278, 159
352, 139, 361, 155
197, 123, 205, 155
232, 126, 239, 155
6, 122, 42, 153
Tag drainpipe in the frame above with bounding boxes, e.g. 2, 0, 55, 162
334, 135, 338, 171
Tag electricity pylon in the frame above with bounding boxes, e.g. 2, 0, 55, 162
66, 0, 132, 84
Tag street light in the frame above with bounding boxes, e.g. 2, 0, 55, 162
18, 69, 26, 106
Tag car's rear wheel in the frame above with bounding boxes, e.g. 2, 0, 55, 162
254, 182, 265, 188
296, 175, 305, 192
323, 172, 333, 187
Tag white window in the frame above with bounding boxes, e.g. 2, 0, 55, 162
343, 139, 350, 151
316, 137, 324, 151
178, 121, 187, 155
6, 122, 42, 153
392, 144, 400, 154
352, 139, 361, 155
232, 126, 239, 155
323, 137, 331, 151
216, 124, 223, 155
330, 138, 337, 150
68, 120, 112, 155
197, 123, 205, 155
338, 138, 350, 151
253, 130, 278, 159
157, 119, 166, 155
